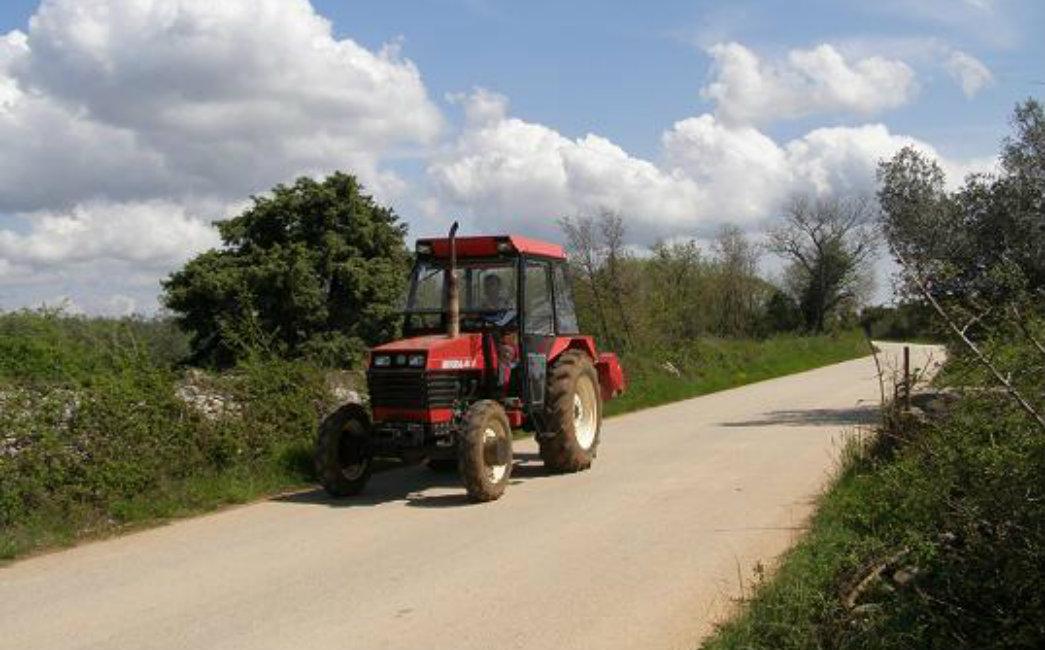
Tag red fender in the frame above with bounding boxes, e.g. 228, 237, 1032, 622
595, 353, 626, 402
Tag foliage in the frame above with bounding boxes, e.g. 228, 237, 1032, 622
878, 99, 1044, 316
560, 214, 779, 350
0, 310, 340, 559
878, 98, 1045, 429
0, 308, 189, 383
768, 195, 879, 333
860, 302, 941, 342
162, 172, 411, 368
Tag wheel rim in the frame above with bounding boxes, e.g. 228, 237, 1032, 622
483, 426, 509, 483
337, 422, 368, 481
573, 375, 598, 450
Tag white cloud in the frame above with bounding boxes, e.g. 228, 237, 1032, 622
661, 114, 789, 220
427, 91, 703, 240
945, 50, 994, 97
427, 90, 991, 244
0, 199, 228, 314
0, 0, 442, 213
0, 0, 442, 312
0, 200, 219, 269
701, 42, 918, 125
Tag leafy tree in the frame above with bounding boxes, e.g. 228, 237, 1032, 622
878, 99, 1045, 432
768, 195, 878, 333
879, 100, 1045, 309
711, 225, 766, 337
163, 173, 410, 367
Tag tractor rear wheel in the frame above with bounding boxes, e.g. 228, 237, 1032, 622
457, 400, 513, 502
540, 350, 601, 472
315, 403, 373, 497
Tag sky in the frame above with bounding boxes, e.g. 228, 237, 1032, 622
0, 0, 1042, 315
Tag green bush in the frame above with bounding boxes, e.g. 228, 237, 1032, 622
0, 311, 337, 558
0, 309, 189, 383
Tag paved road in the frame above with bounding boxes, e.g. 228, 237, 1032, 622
0, 344, 941, 650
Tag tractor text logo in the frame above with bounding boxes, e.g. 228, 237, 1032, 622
441, 359, 475, 370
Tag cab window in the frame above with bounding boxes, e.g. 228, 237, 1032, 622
553, 264, 579, 334
524, 261, 554, 335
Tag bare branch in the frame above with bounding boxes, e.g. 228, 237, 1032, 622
893, 247, 1045, 434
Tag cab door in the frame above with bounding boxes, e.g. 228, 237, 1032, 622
520, 258, 556, 410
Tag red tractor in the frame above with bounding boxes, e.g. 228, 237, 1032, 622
315, 224, 626, 502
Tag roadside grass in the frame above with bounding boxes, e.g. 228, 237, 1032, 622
700, 382, 1045, 649
0, 444, 313, 560
1, 309, 868, 562
606, 331, 867, 416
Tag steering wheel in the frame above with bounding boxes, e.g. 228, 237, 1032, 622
481, 308, 517, 328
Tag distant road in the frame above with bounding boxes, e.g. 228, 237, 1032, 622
0, 343, 941, 650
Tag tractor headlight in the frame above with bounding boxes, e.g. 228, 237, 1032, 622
373, 355, 392, 367
408, 353, 426, 368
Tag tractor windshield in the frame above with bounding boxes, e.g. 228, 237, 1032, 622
403, 260, 517, 331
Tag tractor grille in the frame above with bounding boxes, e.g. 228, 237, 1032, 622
367, 369, 460, 409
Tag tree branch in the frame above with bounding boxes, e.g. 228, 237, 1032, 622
1011, 304, 1045, 362
893, 247, 1045, 434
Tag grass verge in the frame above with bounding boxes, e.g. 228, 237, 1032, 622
700, 386, 1045, 649
606, 330, 867, 416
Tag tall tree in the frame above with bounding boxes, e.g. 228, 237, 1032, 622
163, 172, 410, 367
598, 210, 636, 348
559, 215, 614, 347
712, 224, 763, 337
768, 195, 878, 332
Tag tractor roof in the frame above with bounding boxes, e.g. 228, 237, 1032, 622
415, 234, 565, 260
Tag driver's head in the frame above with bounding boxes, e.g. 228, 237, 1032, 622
483, 274, 503, 305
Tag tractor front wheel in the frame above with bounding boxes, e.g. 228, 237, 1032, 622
540, 350, 601, 472
457, 400, 513, 502
315, 403, 373, 497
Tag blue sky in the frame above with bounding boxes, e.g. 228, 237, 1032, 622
4, 0, 1031, 155
0, 0, 1041, 313
317, 0, 1037, 157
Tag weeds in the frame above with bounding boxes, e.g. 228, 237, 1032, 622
701, 374, 1045, 649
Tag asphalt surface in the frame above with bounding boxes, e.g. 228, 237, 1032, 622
0, 343, 942, 650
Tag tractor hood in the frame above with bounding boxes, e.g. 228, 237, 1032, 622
369, 334, 485, 372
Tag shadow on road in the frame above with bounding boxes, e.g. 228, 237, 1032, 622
272, 451, 554, 510
720, 404, 878, 428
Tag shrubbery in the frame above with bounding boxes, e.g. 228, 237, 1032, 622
162, 172, 410, 368
0, 310, 341, 558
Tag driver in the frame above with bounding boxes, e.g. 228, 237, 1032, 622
481, 274, 509, 311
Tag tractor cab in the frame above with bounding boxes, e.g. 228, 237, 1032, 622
314, 226, 626, 503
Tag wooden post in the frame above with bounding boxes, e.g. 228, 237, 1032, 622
903, 345, 911, 411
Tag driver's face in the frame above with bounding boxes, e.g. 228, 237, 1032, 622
483, 276, 502, 303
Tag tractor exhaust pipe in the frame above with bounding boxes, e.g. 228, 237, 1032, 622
447, 221, 460, 338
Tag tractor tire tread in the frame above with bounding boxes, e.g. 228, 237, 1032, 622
539, 349, 601, 473
458, 400, 513, 502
